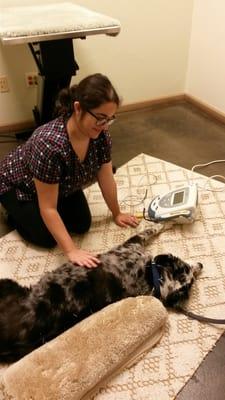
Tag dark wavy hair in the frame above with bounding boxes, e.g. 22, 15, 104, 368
54, 73, 120, 117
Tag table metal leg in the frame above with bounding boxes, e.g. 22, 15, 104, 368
30, 38, 79, 125
16, 38, 79, 139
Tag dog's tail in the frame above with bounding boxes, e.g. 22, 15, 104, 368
0, 278, 31, 363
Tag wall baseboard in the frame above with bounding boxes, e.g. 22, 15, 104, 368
184, 94, 225, 125
0, 93, 225, 134
0, 120, 35, 134
118, 94, 185, 113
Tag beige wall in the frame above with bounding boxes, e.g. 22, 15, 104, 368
186, 0, 225, 115
0, 0, 193, 126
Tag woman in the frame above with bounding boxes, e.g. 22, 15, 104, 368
0, 73, 139, 267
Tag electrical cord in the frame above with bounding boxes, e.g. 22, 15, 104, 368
119, 173, 157, 212
191, 159, 225, 192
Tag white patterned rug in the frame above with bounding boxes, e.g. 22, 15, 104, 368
0, 153, 225, 400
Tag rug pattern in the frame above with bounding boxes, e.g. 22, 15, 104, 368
0, 153, 225, 399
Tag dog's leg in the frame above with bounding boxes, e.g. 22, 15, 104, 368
0, 279, 29, 298
124, 221, 175, 247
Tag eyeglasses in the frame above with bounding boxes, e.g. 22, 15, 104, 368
86, 109, 116, 126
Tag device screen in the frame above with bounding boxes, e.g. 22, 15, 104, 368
173, 191, 184, 205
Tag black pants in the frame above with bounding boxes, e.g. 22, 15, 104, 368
0, 190, 91, 248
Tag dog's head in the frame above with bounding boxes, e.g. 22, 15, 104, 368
151, 254, 203, 307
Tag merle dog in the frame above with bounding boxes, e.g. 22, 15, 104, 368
0, 222, 202, 362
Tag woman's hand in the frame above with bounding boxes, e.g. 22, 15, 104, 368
66, 248, 100, 268
97, 163, 140, 229
114, 212, 140, 228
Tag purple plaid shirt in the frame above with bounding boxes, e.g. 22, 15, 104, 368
0, 116, 112, 201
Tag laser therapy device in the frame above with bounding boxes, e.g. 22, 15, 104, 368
147, 184, 198, 223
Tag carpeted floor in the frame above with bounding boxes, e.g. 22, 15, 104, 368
0, 153, 225, 399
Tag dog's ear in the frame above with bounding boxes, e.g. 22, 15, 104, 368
154, 254, 173, 266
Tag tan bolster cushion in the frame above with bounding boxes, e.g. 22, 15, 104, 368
0, 296, 167, 400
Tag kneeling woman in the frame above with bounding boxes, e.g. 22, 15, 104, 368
0, 73, 138, 268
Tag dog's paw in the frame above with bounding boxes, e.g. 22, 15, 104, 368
163, 220, 177, 230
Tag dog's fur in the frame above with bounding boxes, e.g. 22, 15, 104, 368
0, 222, 202, 362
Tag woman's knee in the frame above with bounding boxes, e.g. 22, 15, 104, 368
32, 232, 56, 248
15, 222, 56, 248
72, 213, 92, 234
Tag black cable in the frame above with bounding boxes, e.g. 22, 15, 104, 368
175, 305, 225, 325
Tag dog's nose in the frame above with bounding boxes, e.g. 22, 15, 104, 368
193, 262, 203, 277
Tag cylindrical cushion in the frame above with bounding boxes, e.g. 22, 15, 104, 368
0, 296, 167, 400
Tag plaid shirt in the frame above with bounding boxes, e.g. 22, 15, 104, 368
0, 116, 112, 201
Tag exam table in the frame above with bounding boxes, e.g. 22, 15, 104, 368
0, 3, 120, 133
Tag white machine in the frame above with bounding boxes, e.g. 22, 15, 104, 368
148, 184, 198, 223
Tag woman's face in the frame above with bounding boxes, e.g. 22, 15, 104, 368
75, 101, 118, 139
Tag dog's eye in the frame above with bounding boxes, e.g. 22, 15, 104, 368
184, 265, 190, 273
173, 267, 184, 278
179, 274, 187, 284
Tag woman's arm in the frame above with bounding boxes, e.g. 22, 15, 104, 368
34, 178, 99, 267
96, 162, 120, 218
97, 162, 139, 227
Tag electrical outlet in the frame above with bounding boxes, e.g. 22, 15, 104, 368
0, 76, 9, 92
25, 72, 38, 87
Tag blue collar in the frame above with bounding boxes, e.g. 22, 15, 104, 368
149, 260, 161, 298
